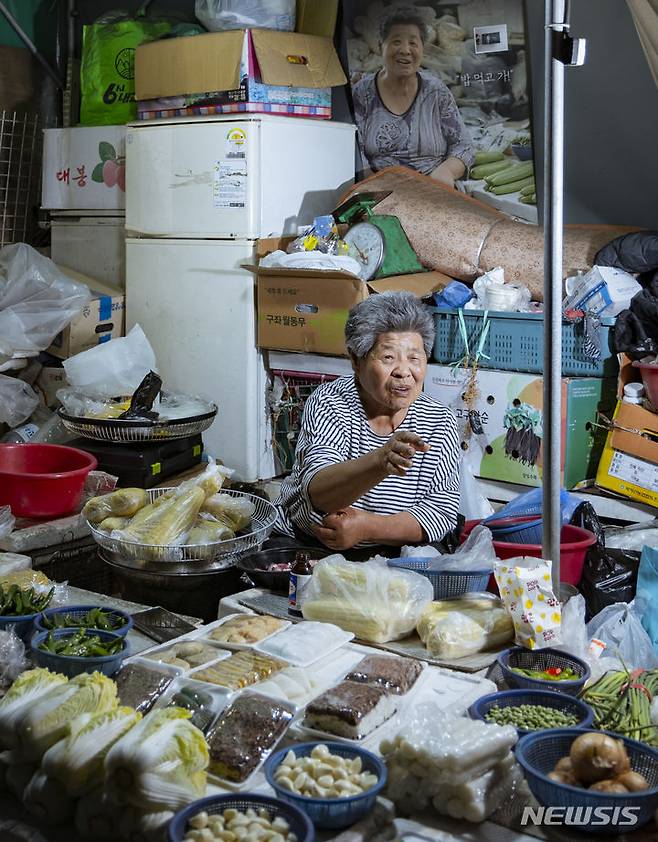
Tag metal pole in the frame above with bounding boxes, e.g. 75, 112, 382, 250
0, 1, 63, 89
543, 0, 566, 594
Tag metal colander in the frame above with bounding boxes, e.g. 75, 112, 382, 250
58, 405, 217, 443
87, 488, 278, 564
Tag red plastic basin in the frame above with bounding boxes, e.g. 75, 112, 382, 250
0, 443, 97, 519
634, 362, 658, 408
462, 518, 596, 587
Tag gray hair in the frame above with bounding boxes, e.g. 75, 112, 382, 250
345, 291, 435, 359
379, 6, 429, 44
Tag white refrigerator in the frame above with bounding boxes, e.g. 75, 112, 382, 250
125, 115, 355, 481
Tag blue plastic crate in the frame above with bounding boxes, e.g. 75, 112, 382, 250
432, 308, 618, 377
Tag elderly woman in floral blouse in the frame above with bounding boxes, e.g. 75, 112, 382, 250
352, 6, 474, 186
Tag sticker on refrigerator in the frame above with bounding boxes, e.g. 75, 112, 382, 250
213, 159, 248, 208
226, 128, 246, 158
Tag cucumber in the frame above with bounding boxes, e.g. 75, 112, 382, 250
474, 150, 505, 165
485, 161, 534, 187
519, 181, 536, 197
470, 160, 511, 180
520, 193, 537, 204
487, 175, 536, 195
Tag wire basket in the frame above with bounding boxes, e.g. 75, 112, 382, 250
498, 647, 591, 696
386, 558, 491, 599
87, 488, 278, 564
516, 729, 658, 834
168, 794, 314, 842
0, 111, 41, 248
58, 406, 217, 444
270, 370, 339, 472
468, 688, 594, 736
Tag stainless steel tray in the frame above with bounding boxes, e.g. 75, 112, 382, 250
58, 404, 217, 443
88, 488, 277, 564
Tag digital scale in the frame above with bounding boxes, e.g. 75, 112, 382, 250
334, 191, 424, 281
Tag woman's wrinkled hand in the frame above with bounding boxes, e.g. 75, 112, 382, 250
312, 507, 372, 551
378, 430, 430, 477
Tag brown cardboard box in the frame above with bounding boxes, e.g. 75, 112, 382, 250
35, 366, 66, 409
47, 267, 125, 360
596, 400, 658, 507
135, 28, 346, 102
296, 0, 339, 38
0, 46, 40, 112
251, 239, 450, 356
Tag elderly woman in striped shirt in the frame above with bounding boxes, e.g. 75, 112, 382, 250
276, 291, 461, 553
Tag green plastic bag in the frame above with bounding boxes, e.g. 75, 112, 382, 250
80, 14, 172, 126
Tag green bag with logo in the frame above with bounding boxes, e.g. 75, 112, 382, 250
80, 6, 172, 126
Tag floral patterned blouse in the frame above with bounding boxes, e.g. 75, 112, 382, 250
352, 70, 475, 176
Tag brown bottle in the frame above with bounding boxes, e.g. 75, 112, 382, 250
288, 551, 313, 617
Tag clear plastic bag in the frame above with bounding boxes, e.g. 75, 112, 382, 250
195, 0, 295, 31
0, 375, 39, 427
460, 446, 495, 521
0, 628, 26, 689
484, 487, 580, 524
63, 324, 157, 399
586, 597, 658, 670
0, 507, 15, 541
429, 524, 496, 572
301, 556, 433, 643
637, 546, 658, 654
0, 245, 90, 362
416, 596, 514, 659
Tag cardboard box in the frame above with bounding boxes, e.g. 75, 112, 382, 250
425, 365, 616, 489
35, 365, 66, 409
596, 400, 658, 507
47, 269, 125, 360
135, 29, 345, 115
296, 0, 339, 38
0, 45, 40, 112
42, 127, 126, 211
253, 240, 451, 356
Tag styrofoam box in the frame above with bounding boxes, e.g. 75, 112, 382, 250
42, 127, 126, 210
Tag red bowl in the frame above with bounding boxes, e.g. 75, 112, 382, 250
0, 444, 97, 518
462, 518, 596, 587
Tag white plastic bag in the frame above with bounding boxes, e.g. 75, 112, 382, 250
460, 446, 494, 520
195, 0, 295, 31
0, 244, 90, 362
0, 508, 15, 542
495, 556, 562, 649
63, 324, 157, 398
0, 375, 39, 427
0, 628, 27, 689
586, 597, 658, 670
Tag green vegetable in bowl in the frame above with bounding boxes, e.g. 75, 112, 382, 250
512, 666, 579, 681
39, 629, 123, 658
0, 584, 54, 616
512, 135, 531, 146
485, 703, 579, 730
43, 607, 127, 632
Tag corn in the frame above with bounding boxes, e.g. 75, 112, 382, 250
98, 516, 131, 532
187, 519, 234, 543
302, 599, 390, 642
486, 175, 536, 195
485, 161, 534, 187
474, 150, 505, 166
313, 564, 411, 600
470, 160, 511, 180
82, 488, 148, 524
122, 487, 205, 546
519, 181, 536, 197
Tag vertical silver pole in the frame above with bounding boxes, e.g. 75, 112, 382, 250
543, 0, 566, 593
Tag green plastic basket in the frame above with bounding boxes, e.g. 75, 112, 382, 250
432, 308, 618, 377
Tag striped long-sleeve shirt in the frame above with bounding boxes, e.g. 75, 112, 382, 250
275, 375, 461, 546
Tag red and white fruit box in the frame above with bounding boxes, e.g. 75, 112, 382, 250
42, 126, 126, 211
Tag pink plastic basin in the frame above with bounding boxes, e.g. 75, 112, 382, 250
0, 443, 97, 518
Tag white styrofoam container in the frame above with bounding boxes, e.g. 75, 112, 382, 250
42, 127, 126, 210
51, 215, 126, 288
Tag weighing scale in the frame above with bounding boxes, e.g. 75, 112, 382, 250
334, 192, 424, 281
